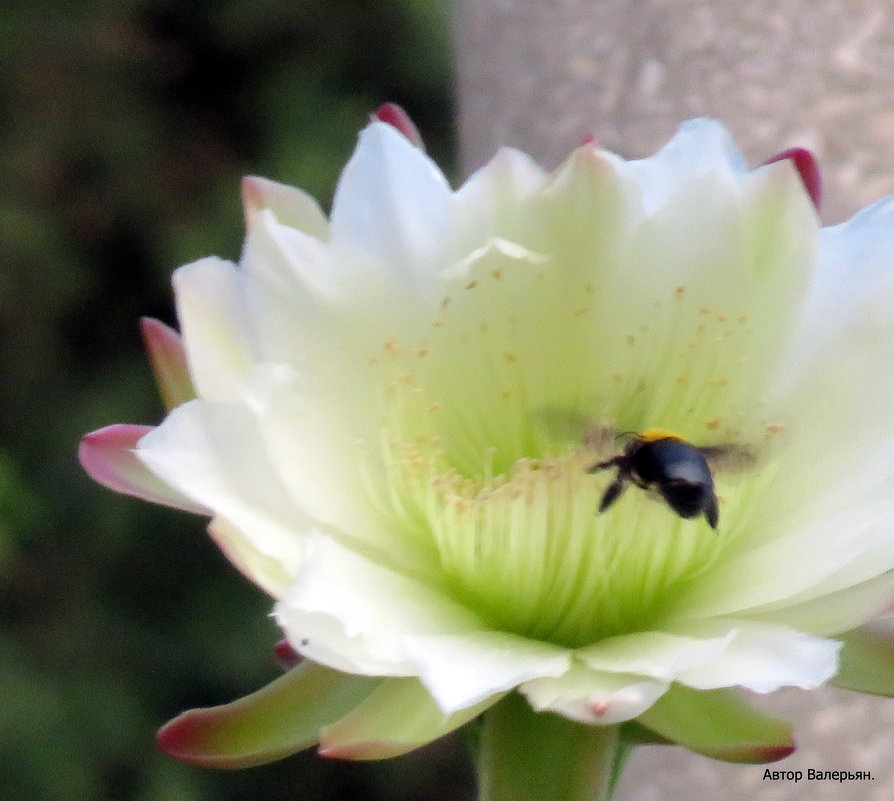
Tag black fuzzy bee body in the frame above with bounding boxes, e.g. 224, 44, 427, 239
589, 428, 720, 528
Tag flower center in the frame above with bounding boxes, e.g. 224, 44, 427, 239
358, 262, 789, 649
362, 347, 773, 650
427, 447, 734, 648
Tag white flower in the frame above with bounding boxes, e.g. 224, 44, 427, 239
82, 114, 894, 759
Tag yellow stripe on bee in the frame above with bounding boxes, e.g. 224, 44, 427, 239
638, 427, 686, 443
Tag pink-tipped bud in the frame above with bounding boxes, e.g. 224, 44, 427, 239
765, 147, 821, 212
374, 103, 424, 149
580, 132, 600, 148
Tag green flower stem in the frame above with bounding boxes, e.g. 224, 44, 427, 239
476, 694, 622, 801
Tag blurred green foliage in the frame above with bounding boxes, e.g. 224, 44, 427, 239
0, 1, 469, 799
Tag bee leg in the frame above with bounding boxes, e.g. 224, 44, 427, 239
587, 455, 623, 474
704, 493, 719, 530
598, 477, 628, 513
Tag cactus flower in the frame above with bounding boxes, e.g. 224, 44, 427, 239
81, 108, 894, 799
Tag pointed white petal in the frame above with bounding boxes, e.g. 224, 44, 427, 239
246, 209, 338, 301
241, 175, 329, 239
330, 122, 451, 290
448, 147, 547, 260
619, 118, 748, 214
173, 258, 252, 401
137, 400, 306, 584
242, 209, 421, 372
222, 363, 431, 571
781, 196, 894, 385
275, 533, 482, 676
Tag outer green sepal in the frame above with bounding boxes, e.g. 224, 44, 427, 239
477, 693, 619, 801
833, 620, 894, 697
157, 661, 378, 768
618, 720, 672, 747
320, 677, 501, 760
635, 684, 794, 764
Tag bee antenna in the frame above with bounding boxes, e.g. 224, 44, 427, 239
615, 430, 638, 443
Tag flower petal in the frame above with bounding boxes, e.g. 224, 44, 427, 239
246, 209, 340, 304
619, 118, 748, 214
79, 424, 206, 513
173, 257, 252, 402
672, 620, 839, 693
743, 572, 894, 636
275, 532, 484, 677
157, 661, 378, 768
575, 629, 737, 682
781, 195, 894, 388
499, 138, 819, 439
275, 534, 571, 713
137, 399, 308, 588
608, 155, 817, 429
403, 632, 570, 713
220, 362, 430, 570
138, 364, 430, 584
208, 517, 293, 598
241, 175, 329, 239
242, 208, 418, 367
330, 122, 451, 290
521, 664, 669, 725
636, 685, 794, 763
764, 147, 821, 211
448, 146, 547, 260
139, 317, 196, 410
670, 498, 894, 621
319, 677, 498, 760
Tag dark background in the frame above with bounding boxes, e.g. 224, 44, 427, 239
0, 2, 467, 798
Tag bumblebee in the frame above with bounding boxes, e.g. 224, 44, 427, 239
588, 428, 726, 528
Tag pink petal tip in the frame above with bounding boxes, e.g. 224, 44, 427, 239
80, 424, 207, 513
241, 176, 268, 229
157, 712, 206, 764
79, 424, 155, 494
274, 639, 303, 671
765, 147, 822, 212
373, 103, 424, 149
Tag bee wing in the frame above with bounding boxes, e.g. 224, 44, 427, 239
697, 444, 756, 473
531, 407, 593, 440
531, 407, 621, 463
